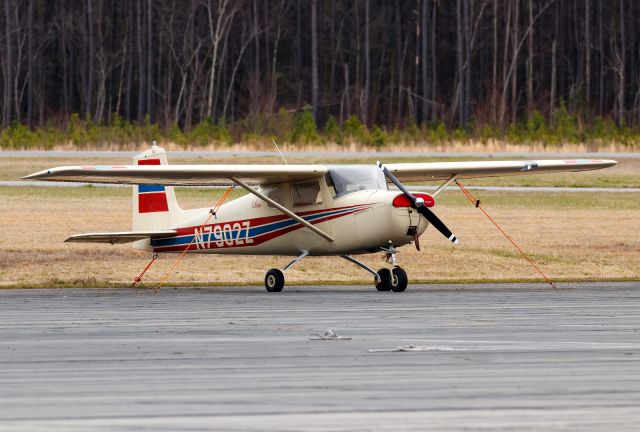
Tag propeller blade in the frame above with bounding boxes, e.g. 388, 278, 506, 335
376, 161, 416, 205
377, 161, 459, 245
415, 205, 459, 245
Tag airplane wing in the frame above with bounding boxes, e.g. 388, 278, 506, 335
383, 159, 617, 182
65, 230, 177, 244
24, 159, 616, 185
23, 164, 327, 186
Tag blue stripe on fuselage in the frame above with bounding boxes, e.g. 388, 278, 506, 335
151, 206, 359, 248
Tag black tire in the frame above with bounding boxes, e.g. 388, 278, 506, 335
390, 266, 408, 292
376, 268, 391, 291
265, 268, 285, 292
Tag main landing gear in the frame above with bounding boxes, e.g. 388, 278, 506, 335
263, 243, 409, 293
264, 268, 285, 292
264, 251, 309, 292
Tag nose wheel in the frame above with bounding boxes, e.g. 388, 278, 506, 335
376, 266, 408, 292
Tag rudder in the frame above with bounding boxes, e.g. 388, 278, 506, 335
132, 143, 182, 231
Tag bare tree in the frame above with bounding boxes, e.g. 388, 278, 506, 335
147, 0, 153, 122
491, 0, 498, 123
585, 0, 591, 107
136, 0, 146, 122
26, 0, 33, 127
616, 0, 626, 124
363, 0, 370, 125
206, 0, 236, 119
1, 0, 640, 136
311, 0, 319, 121
3, 0, 14, 126
526, 0, 534, 116
420, 0, 429, 123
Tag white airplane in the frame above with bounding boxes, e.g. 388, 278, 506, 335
24, 145, 616, 292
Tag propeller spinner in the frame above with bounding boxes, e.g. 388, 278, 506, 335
377, 161, 459, 245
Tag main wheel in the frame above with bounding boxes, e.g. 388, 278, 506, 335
376, 268, 391, 291
265, 268, 285, 292
390, 266, 408, 292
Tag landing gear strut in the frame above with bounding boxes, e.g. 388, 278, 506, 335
342, 243, 409, 293
265, 246, 409, 293
264, 251, 309, 292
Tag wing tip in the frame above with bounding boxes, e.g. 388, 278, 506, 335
22, 170, 49, 180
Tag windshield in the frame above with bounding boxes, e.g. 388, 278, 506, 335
328, 165, 388, 196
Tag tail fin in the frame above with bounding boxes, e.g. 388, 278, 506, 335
132, 144, 183, 231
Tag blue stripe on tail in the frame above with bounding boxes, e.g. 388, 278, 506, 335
138, 184, 166, 193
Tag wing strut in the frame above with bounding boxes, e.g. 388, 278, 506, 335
431, 174, 459, 197
231, 177, 335, 243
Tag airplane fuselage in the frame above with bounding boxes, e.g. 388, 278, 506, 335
141, 190, 427, 256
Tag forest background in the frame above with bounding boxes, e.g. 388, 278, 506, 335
1, 0, 640, 150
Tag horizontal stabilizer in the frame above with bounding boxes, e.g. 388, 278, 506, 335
65, 230, 177, 244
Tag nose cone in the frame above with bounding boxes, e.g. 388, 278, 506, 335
391, 192, 435, 208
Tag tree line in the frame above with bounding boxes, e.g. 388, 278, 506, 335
1, 0, 640, 142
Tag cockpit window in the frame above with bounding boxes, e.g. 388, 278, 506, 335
291, 180, 322, 207
328, 166, 388, 196
262, 184, 286, 208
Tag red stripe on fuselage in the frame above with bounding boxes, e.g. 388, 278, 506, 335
172, 204, 370, 237
155, 205, 371, 252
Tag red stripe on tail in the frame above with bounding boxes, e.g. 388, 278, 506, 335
137, 158, 168, 213
139, 192, 169, 212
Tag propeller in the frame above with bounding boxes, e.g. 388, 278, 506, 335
377, 161, 459, 245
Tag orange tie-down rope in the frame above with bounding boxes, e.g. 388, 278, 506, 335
154, 185, 236, 292
131, 253, 158, 287
455, 180, 557, 289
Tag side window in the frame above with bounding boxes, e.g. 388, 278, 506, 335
291, 181, 322, 207
265, 185, 285, 208
325, 174, 337, 198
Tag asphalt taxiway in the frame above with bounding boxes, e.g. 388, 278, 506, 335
1, 282, 640, 431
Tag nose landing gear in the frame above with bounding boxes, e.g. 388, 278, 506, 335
375, 268, 392, 291
343, 241, 409, 292
376, 266, 408, 292
373, 242, 408, 292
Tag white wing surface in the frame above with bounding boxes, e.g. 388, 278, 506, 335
65, 230, 177, 244
23, 159, 615, 186
23, 164, 328, 186
384, 159, 617, 182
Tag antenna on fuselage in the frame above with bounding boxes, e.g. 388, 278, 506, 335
272, 139, 288, 165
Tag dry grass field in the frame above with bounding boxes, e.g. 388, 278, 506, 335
1, 180, 638, 288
